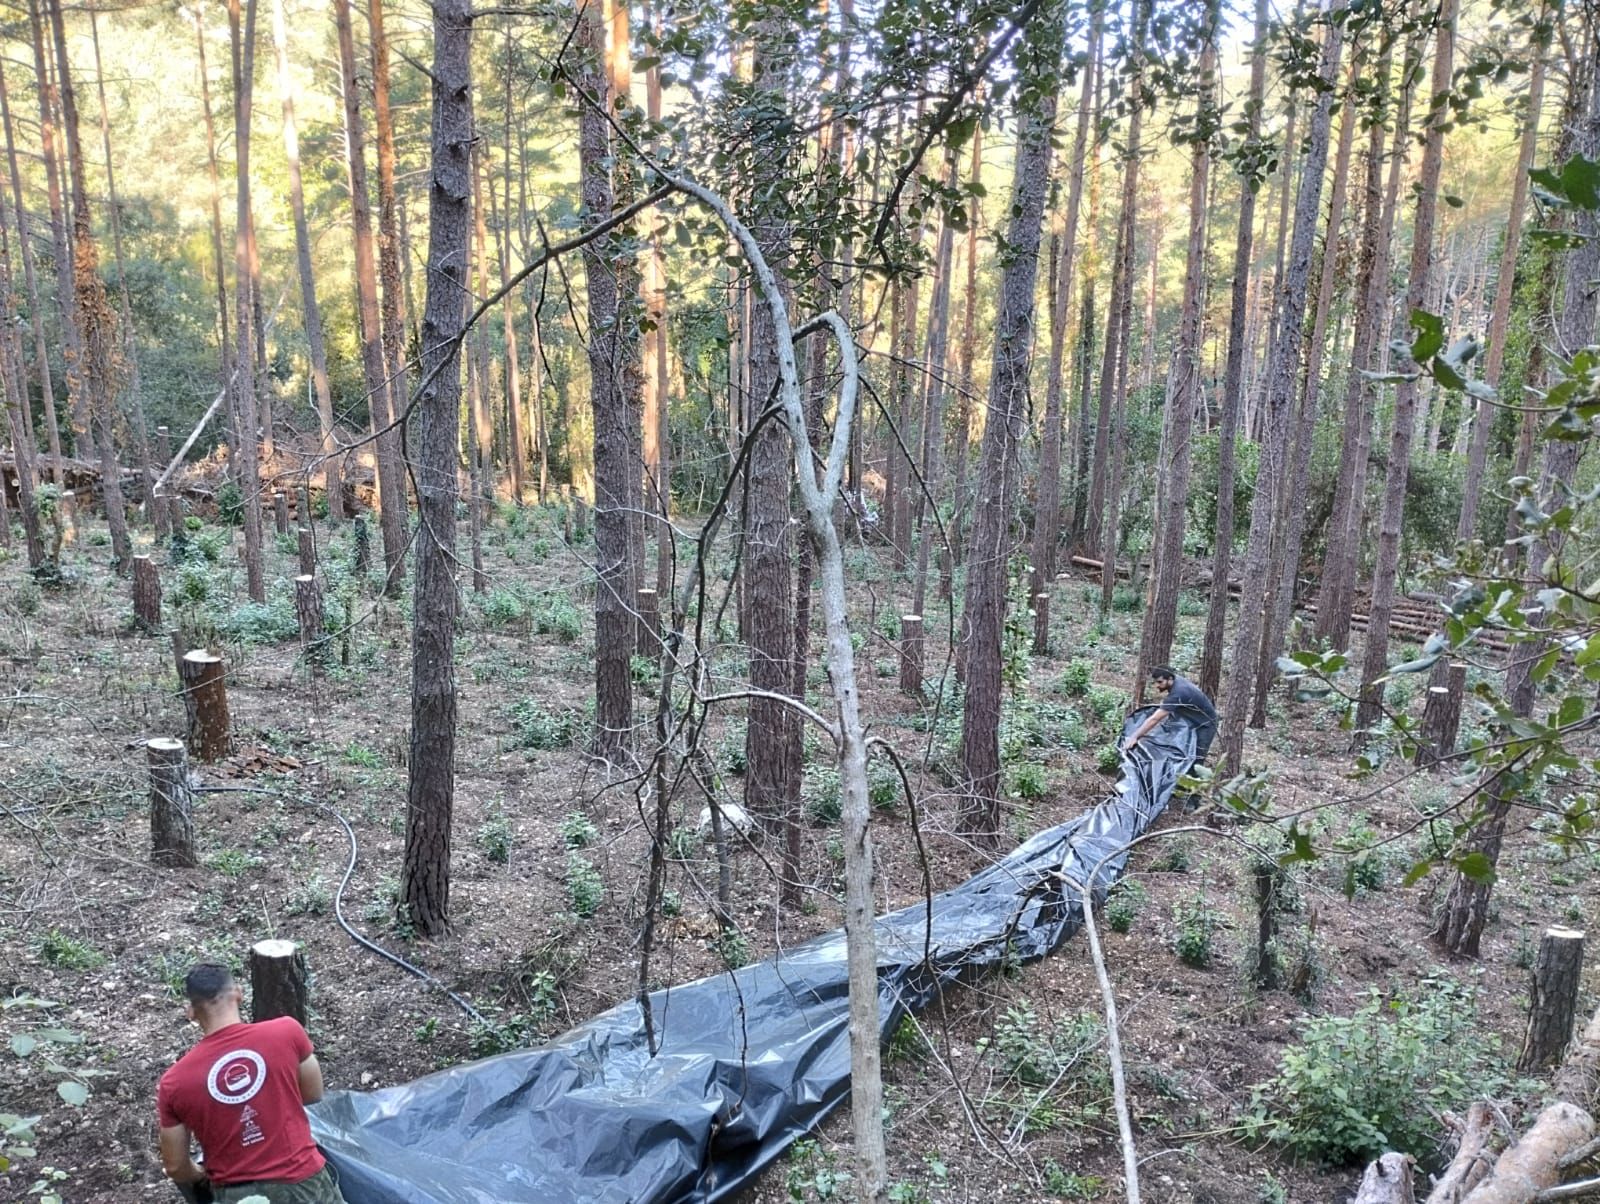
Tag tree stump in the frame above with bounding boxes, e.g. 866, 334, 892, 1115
352, 515, 371, 578
1522, 927, 1586, 1073
296, 484, 312, 529
295, 575, 327, 675
155, 426, 183, 535
572, 489, 589, 541
1415, 664, 1468, 769
1354, 1153, 1415, 1203
147, 738, 197, 868
273, 490, 290, 535
249, 939, 308, 1027
637, 587, 660, 657
132, 555, 162, 632
179, 650, 231, 761
1031, 591, 1051, 656
297, 527, 317, 577
560, 485, 575, 544
899, 614, 924, 698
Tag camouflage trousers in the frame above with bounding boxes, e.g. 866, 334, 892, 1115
213, 1166, 346, 1204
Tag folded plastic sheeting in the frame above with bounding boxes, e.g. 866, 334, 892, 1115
309, 709, 1196, 1203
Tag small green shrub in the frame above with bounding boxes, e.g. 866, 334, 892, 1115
221, 597, 300, 645
37, 930, 105, 971
1095, 744, 1122, 773
217, 481, 243, 525
714, 927, 751, 969
630, 654, 661, 690
1008, 761, 1048, 800
877, 611, 901, 640
208, 849, 260, 878
1056, 659, 1093, 697
478, 810, 513, 865
533, 594, 583, 643
1103, 880, 1147, 934
479, 587, 529, 627
1173, 896, 1223, 968
1086, 684, 1125, 725
804, 765, 842, 825
1177, 591, 1207, 617
509, 699, 579, 750
1151, 836, 1193, 873
284, 877, 331, 917
1245, 981, 1507, 1164
560, 810, 599, 849
566, 854, 603, 917
868, 762, 901, 812
1111, 585, 1143, 612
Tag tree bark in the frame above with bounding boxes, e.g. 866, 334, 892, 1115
1414, 664, 1467, 769
194, 3, 237, 479
1032, 16, 1100, 603
295, 574, 327, 675
1353, 0, 1457, 740
1354, 1153, 1416, 1204
1197, 0, 1269, 700
1314, 28, 1417, 650
1521, 928, 1585, 1074
147, 738, 197, 869
958, 9, 1063, 836
576, 0, 634, 764
180, 650, 231, 762
1251, 50, 1360, 723
947, 124, 982, 564
44, 0, 132, 571
133, 555, 161, 631
1136, 1, 1216, 696
401, 0, 471, 938
368, 0, 410, 487
740, 26, 801, 832
249, 939, 308, 1027
335, 0, 406, 593
272, 0, 342, 522
1218, 8, 1345, 772
0, 55, 62, 487
1459, 1104, 1593, 1204
1418, 28, 1547, 747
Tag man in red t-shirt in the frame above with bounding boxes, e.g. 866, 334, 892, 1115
157, 964, 346, 1204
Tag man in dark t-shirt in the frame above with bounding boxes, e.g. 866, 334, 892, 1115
157, 964, 345, 1203
1123, 666, 1218, 767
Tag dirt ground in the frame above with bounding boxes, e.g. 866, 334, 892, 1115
0, 504, 1588, 1203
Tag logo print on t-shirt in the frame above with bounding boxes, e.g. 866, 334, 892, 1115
206, 1049, 267, 1106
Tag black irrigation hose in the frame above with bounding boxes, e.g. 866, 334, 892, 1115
199, 784, 488, 1027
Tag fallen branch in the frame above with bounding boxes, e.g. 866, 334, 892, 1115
1461, 1105, 1596, 1204
1427, 1103, 1497, 1203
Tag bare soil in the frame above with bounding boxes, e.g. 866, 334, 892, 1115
0, 509, 1588, 1203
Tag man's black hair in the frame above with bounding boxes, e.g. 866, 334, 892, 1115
1150, 666, 1177, 682
183, 963, 235, 1008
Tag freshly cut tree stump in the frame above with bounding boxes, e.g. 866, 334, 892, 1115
1460, 1103, 1593, 1204
249, 939, 308, 1026
179, 650, 231, 761
899, 614, 924, 698
1522, 928, 1585, 1073
273, 490, 290, 535
297, 527, 317, 577
147, 738, 197, 868
1415, 664, 1468, 769
637, 587, 659, 657
1032, 590, 1050, 656
132, 555, 162, 631
1355, 1153, 1415, 1203
295, 575, 327, 674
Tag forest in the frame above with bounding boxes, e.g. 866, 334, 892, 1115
1, 0, 1599, 1198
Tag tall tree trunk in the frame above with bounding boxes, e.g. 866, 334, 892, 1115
499, 24, 529, 503
368, 0, 411, 489
273, 0, 342, 522
1417, 18, 1548, 764
947, 124, 982, 564
1136, 0, 1217, 695
89, 10, 158, 538
402, 0, 471, 939
642, 3, 670, 599
224, 0, 267, 601
1217, 4, 1345, 772
46, 0, 131, 568
336, 0, 407, 592
741, 23, 801, 834
959, 9, 1064, 837
195, 4, 236, 465
1098, 0, 1152, 612
577, 0, 635, 762
1317, 27, 1421, 651
1068, 67, 1106, 544
0, 55, 62, 486
1438, 52, 1596, 954
1251, 49, 1360, 722
1354, 0, 1457, 741
1031, 12, 1100, 601
0, 204, 43, 566
1198, 0, 1270, 699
